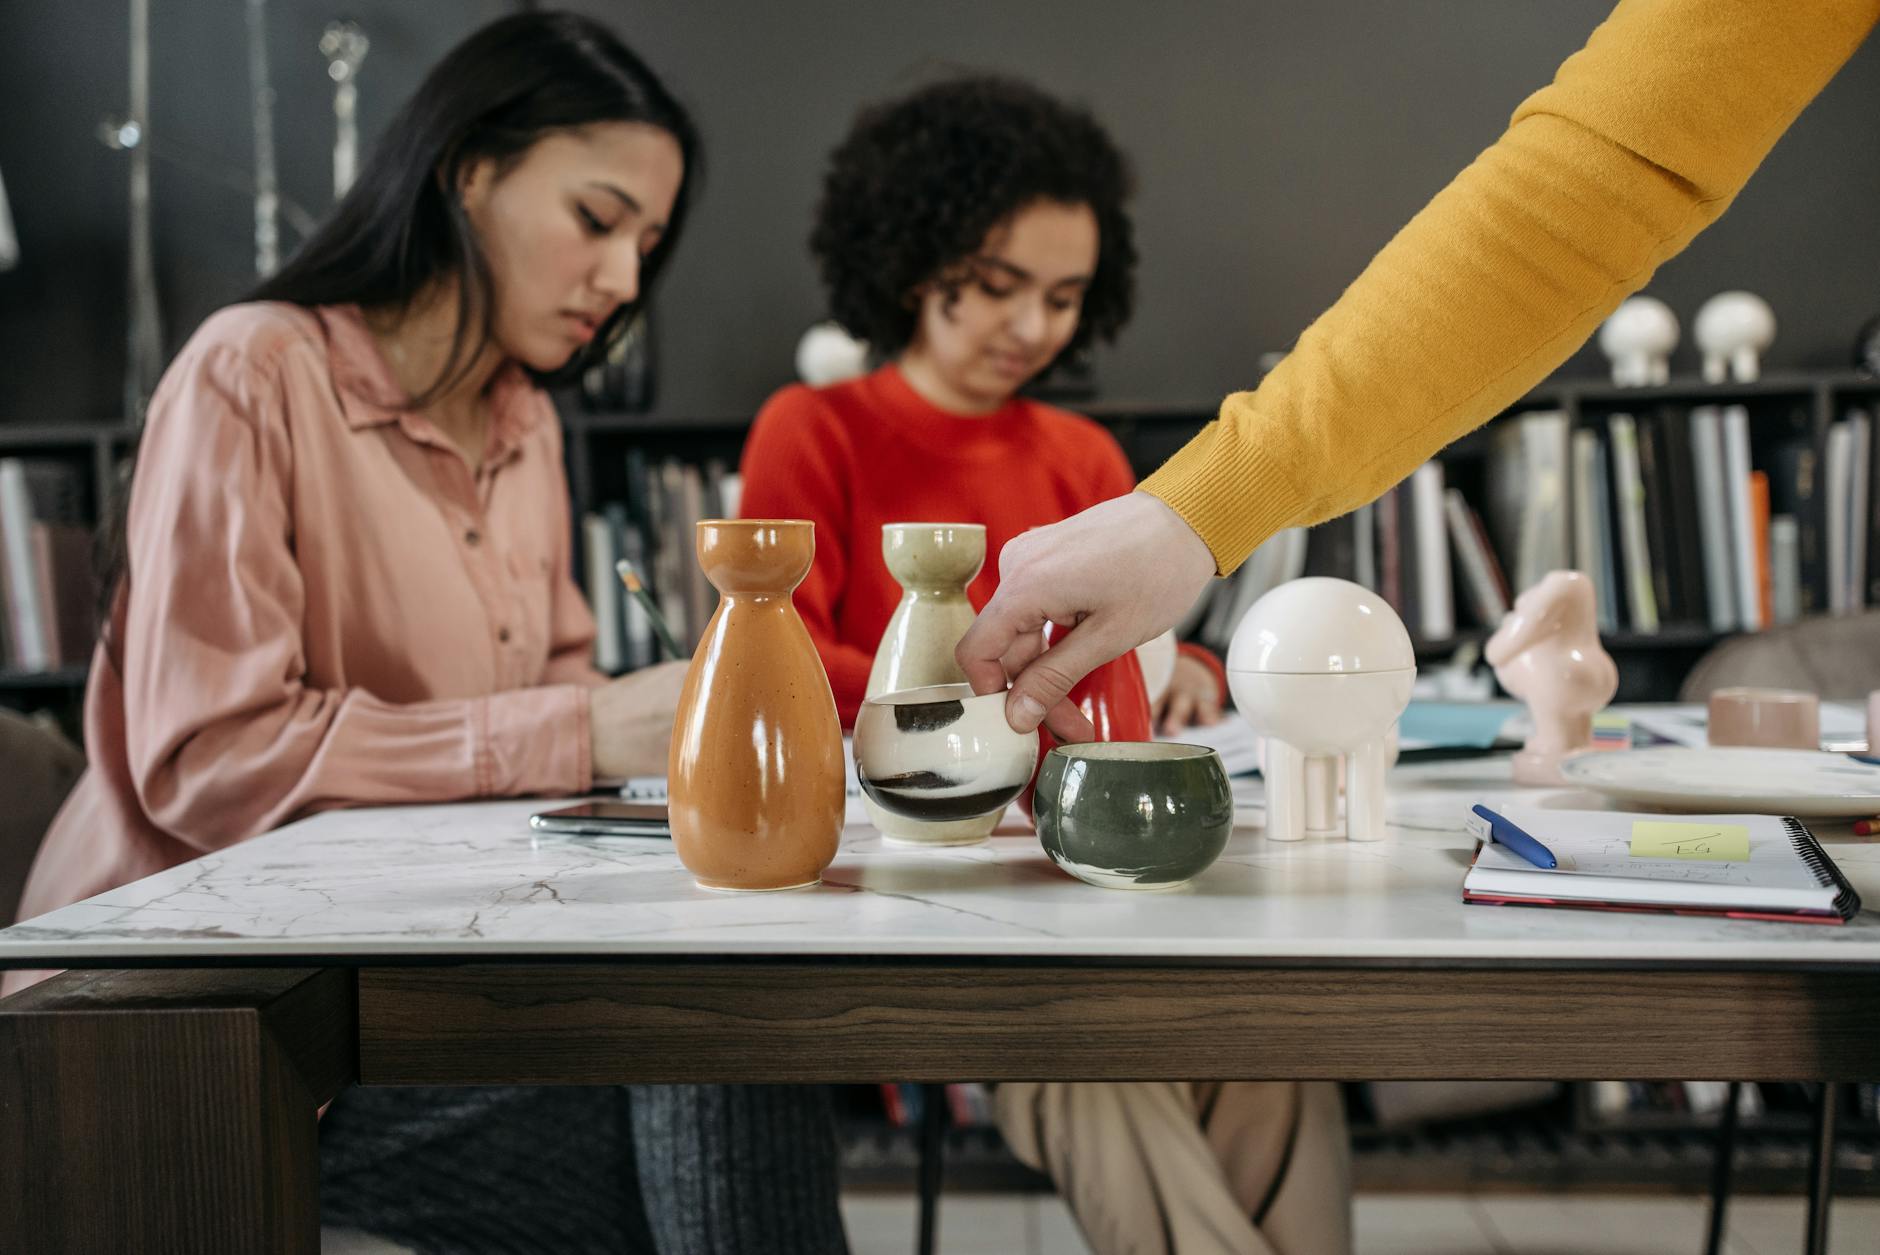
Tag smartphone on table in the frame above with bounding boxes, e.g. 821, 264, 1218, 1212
529, 801, 671, 838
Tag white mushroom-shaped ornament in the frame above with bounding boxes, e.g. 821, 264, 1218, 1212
1597, 296, 1679, 386
1694, 291, 1776, 383
794, 321, 871, 387
1227, 578, 1416, 843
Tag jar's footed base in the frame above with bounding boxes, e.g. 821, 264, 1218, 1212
864, 794, 1002, 845
881, 832, 991, 848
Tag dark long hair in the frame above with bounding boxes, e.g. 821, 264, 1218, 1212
251, 9, 699, 399
98, 11, 699, 625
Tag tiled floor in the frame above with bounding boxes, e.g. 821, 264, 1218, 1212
841, 1191, 1880, 1254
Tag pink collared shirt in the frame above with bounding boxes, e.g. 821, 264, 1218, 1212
11, 303, 602, 945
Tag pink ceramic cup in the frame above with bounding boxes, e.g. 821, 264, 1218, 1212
1707, 687, 1820, 750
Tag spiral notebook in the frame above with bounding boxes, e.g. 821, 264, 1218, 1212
1463, 805, 1860, 923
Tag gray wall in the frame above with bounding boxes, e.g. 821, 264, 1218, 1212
3, 2, 1877, 426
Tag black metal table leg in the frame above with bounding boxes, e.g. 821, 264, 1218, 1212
917, 1083, 947, 1255
1703, 1081, 1741, 1255
1805, 1081, 1839, 1255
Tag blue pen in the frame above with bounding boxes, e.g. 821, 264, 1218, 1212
1468, 804, 1558, 870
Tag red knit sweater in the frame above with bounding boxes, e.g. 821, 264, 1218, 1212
725, 362, 1225, 725
739, 364, 1220, 726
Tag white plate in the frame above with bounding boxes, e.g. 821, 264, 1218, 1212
1560, 746, 1880, 817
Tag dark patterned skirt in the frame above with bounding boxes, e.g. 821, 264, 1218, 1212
320, 1085, 849, 1255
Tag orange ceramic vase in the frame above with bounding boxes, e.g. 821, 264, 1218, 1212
668, 519, 845, 891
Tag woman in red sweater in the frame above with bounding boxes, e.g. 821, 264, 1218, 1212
737, 76, 1225, 734
738, 76, 1349, 1255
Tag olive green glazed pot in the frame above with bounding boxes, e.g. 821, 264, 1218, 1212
1033, 742, 1233, 890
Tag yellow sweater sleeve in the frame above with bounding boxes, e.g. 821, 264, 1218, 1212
1140, 0, 1880, 575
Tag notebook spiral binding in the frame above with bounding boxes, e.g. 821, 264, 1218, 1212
1785, 816, 1863, 918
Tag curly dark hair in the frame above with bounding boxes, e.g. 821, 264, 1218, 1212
810, 75, 1136, 361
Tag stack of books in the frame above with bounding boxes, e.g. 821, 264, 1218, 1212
581, 451, 741, 672
1568, 405, 1780, 634
0, 458, 93, 673
1561, 403, 1873, 636
1178, 457, 1511, 651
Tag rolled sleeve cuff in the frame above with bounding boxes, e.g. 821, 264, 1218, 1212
474, 684, 593, 798
1138, 403, 1313, 577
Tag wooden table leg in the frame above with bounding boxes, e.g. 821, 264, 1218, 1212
0, 967, 355, 1255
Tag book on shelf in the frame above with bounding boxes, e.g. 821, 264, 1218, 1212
1351, 501, 1377, 592
1763, 420, 1824, 618
655, 460, 690, 647
1302, 509, 1359, 585
1570, 426, 1618, 632
878, 1083, 907, 1127
1483, 410, 1570, 595
1823, 409, 1872, 615
1863, 406, 1880, 609
1826, 420, 1852, 614
1688, 407, 1738, 632
0, 457, 92, 673
583, 512, 623, 674
1720, 406, 1762, 630
1749, 470, 1773, 627
1631, 414, 1677, 624
1654, 407, 1711, 628
1444, 488, 1508, 627
1410, 462, 1452, 640
1771, 515, 1802, 625
1844, 410, 1870, 612
1607, 414, 1659, 633
0, 459, 48, 670
1396, 481, 1423, 634
32, 523, 91, 667
1377, 486, 1402, 613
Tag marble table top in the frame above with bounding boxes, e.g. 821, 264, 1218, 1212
6, 758, 1880, 968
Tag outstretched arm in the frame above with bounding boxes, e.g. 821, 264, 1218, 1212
963, 0, 1880, 734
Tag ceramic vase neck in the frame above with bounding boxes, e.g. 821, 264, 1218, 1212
898, 581, 971, 598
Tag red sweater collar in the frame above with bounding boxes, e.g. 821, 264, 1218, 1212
857, 363, 1038, 457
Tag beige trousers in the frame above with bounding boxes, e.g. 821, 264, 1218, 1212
994, 1081, 1352, 1255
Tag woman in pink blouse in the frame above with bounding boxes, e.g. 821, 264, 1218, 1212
9, 14, 848, 1254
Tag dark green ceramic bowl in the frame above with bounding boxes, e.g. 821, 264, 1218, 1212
1033, 742, 1233, 890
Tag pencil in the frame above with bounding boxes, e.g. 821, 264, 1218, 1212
1854, 819, 1880, 837
616, 559, 686, 661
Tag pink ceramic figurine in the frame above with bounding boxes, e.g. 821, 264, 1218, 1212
1485, 571, 1619, 786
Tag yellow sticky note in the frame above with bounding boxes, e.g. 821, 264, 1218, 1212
1629, 820, 1750, 862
